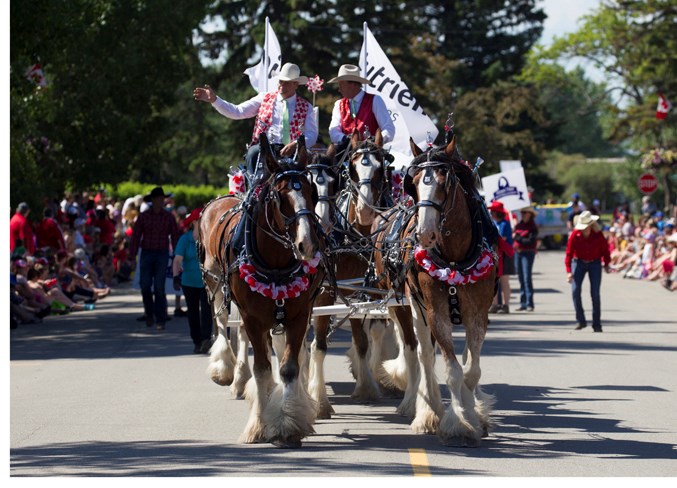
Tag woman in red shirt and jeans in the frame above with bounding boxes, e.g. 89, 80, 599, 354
565, 211, 611, 332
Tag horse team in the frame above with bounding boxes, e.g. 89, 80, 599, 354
197, 127, 498, 448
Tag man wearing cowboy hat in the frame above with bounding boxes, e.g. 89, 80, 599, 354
327, 64, 395, 153
129, 186, 180, 330
564, 210, 611, 332
193, 63, 318, 177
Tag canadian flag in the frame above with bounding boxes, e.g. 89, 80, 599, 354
656, 93, 671, 119
25, 63, 47, 87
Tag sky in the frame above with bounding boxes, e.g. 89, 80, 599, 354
539, 0, 601, 45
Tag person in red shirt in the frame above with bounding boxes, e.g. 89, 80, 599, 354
92, 207, 116, 246
513, 206, 539, 311
565, 210, 611, 332
129, 187, 180, 330
35, 207, 66, 251
10, 202, 35, 255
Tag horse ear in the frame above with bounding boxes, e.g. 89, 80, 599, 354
444, 135, 456, 156
403, 168, 418, 204
259, 133, 279, 173
351, 129, 360, 149
374, 128, 383, 147
409, 137, 424, 157
296, 135, 307, 166
326, 143, 336, 160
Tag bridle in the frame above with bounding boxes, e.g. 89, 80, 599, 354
259, 164, 318, 253
406, 153, 462, 217
348, 140, 390, 211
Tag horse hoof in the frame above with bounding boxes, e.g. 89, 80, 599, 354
271, 437, 302, 449
442, 435, 481, 448
380, 384, 404, 398
316, 404, 334, 420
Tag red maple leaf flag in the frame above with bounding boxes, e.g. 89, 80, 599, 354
656, 93, 671, 119
25, 63, 47, 87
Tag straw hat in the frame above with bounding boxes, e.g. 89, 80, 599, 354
519, 206, 538, 216
276, 63, 308, 85
574, 210, 599, 230
328, 64, 372, 85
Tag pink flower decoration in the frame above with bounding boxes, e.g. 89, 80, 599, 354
306, 75, 324, 94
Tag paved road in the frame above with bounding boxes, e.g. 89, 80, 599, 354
9, 250, 677, 477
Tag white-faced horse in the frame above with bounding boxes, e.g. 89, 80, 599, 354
308, 129, 397, 418
373, 135, 498, 446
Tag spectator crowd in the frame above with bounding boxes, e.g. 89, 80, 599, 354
9, 190, 193, 329
604, 203, 677, 291
9, 188, 676, 330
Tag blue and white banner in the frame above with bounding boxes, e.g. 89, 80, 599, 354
481, 167, 531, 212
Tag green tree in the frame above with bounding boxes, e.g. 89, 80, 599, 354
10, 0, 208, 210
526, 0, 677, 209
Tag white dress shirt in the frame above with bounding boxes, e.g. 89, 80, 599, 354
328, 90, 395, 144
211, 92, 318, 147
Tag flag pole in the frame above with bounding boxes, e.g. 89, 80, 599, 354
264, 17, 270, 92
362, 22, 368, 92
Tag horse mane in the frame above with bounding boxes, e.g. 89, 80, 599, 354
410, 147, 477, 193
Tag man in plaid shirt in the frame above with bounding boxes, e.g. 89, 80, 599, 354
130, 187, 180, 330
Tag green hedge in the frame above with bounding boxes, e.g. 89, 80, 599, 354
105, 182, 230, 210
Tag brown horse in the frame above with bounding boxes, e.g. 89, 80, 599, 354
198, 134, 324, 448
308, 129, 395, 418
373, 135, 497, 446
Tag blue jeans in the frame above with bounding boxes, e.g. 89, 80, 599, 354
571, 259, 602, 329
516, 251, 536, 308
139, 249, 169, 324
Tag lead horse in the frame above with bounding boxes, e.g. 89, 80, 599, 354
373, 134, 498, 446
308, 129, 395, 418
198, 134, 324, 447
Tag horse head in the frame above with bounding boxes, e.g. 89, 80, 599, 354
306, 145, 341, 234
405, 135, 468, 250
258, 133, 320, 261
347, 128, 390, 227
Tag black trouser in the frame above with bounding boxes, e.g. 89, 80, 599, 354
182, 285, 213, 346
246, 143, 286, 185
65, 285, 95, 300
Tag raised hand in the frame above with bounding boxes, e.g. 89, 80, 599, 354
193, 85, 216, 103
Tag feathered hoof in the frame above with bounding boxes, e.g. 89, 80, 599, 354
316, 402, 335, 420
441, 434, 481, 448
238, 423, 266, 444
350, 382, 381, 403
271, 436, 303, 449
411, 411, 439, 435
230, 363, 253, 399
207, 361, 234, 386
380, 383, 404, 398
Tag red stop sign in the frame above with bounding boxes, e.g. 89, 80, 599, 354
638, 173, 658, 194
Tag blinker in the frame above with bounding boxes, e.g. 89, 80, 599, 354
423, 167, 434, 185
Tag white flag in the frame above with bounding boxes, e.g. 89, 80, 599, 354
359, 24, 438, 156
244, 18, 282, 93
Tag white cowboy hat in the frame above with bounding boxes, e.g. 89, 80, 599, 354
328, 64, 372, 85
276, 63, 308, 85
519, 206, 538, 216
574, 210, 600, 230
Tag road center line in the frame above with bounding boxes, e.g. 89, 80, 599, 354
408, 448, 431, 476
